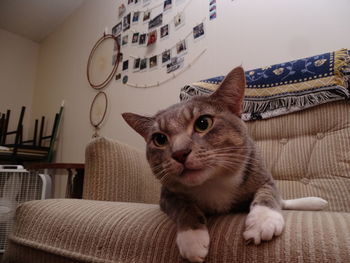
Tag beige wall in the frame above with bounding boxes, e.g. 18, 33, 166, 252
0, 29, 39, 140
31, 0, 350, 163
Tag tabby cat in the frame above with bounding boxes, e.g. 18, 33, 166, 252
122, 67, 327, 262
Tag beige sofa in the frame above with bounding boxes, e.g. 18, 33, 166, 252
4, 100, 350, 263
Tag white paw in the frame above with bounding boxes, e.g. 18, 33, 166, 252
176, 228, 210, 262
243, 205, 284, 245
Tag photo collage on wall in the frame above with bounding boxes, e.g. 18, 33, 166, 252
209, 0, 217, 20
111, 0, 207, 83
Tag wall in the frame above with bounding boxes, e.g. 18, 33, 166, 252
0, 29, 39, 140
32, 0, 350, 163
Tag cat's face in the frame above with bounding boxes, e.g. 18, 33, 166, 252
123, 67, 247, 187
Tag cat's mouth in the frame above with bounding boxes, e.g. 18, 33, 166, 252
180, 168, 203, 177
179, 167, 209, 186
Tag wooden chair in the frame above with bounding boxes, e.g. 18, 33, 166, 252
0, 105, 64, 164
0, 112, 6, 144
0, 107, 25, 148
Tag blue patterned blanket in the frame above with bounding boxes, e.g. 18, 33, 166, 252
180, 49, 350, 121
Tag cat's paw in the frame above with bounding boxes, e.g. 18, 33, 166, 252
176, 228, 210, 262
243, 205, 284, 245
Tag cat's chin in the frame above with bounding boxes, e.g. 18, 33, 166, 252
179, 168, 211, 187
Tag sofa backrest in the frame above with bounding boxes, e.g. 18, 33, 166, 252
83, 101, 350, 212
246, 100, 350, 212
83, 137, 160, 204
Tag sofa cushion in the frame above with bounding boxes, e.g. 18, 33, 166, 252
5, 199, 350, 263
246, 101, 350, 212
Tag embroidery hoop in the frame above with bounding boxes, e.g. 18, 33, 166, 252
87, 34, 121, 90
90, 91, 108, 137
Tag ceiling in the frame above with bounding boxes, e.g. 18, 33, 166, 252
0, 0, 85, 43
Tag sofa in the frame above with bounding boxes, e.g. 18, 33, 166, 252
3, 99, 350, 262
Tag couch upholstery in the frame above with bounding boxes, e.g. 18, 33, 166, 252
4, 100, 350, 262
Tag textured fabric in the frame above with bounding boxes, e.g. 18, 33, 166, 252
5, 199, 350, 263
83, 102, 350, 212
4, 242, 82, 263
247, 100, 350, 212
83, 137, 160, 204
180, 49, 350, 120
5, 100, 350, 262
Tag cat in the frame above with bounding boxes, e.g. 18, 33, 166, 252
122, 67, 328, 263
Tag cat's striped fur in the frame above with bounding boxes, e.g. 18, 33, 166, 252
122, 67, 327, 262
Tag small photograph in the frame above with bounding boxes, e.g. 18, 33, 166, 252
133, 58, 141, 71
147, 30, 157, 46
118, 3, 126, 17
209, 3, 216, 12
119, 53, 123, 63
209, 0, 216, 5
167, 56, 184, 73
115, 73, 121, 80
132, 32, 139, 44
122, 35, 129, 46
193, 22, 205, 39
122, 75, 128, 84
132, 11, 140, 23
143, 10, 151, 22
123, 13, 131, 32
176, 39, 187, 55
149, 55, 158, 68
149, 13, 163, 30
112, 22, 122, 36
163, 0, 172, 12
162, 49, 171, 64
122, 60, 129, 71
140, 58, 148, 70
210, 11, 217, 20
174, 12, 185, 29
160, 24, 169, 39
139, 33, 147, 45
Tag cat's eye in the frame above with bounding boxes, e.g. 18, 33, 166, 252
152, 133, 168, 147
194, 115, 213, 133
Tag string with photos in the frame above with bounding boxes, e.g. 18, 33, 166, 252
129, 17, 206, 65
132, 0, 193, 15
125, 48, 206, 88
117, 0, 196, 57
114, 0, 195, 55
160, 0, 193, 26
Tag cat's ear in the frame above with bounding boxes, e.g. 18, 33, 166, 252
122, 112, 155, 138
211, 66, 246, 116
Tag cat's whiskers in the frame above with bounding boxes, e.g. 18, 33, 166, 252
210, 146, 255, 152
211, 152, 262, 163
207, 153, 263, 174
193, 149, 263, 174
160, 172, 171, 185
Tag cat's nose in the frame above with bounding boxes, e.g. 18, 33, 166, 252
172, 149, 192, 164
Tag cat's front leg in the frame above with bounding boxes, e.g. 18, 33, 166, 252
243, 183, 285, 245
160, 187, 209, 262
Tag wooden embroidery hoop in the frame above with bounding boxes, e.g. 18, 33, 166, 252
89, 91, 108, 138
87, 33, 121, 90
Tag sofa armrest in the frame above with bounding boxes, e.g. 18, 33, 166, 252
83, 137, 160, 204
5, 199, 350, 263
